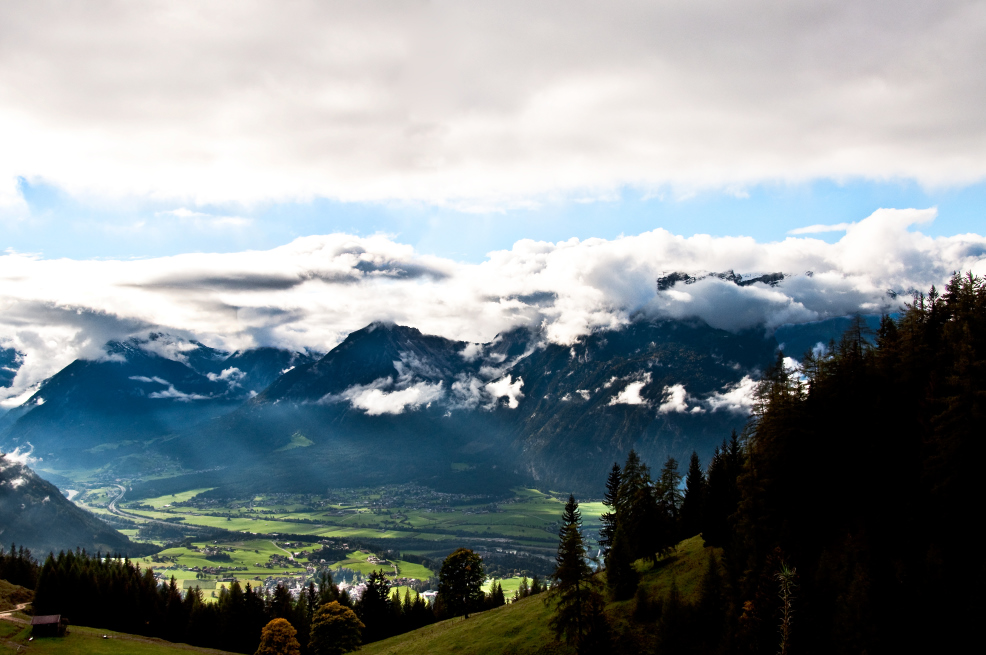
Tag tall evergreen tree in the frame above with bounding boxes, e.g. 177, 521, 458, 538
680, 451, 707, 539
550, 494, 605, 654
658, 456, 685, 521
598, 463, 622, 560
355, 570, 391, 642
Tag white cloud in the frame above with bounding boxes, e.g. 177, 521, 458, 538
129, 375, 168, 385
0, 209, 984, 407
2, 443, 39, 467
334, 377, 444, 416
148, 384, 211, 401
459, 343, 484, 362
485, 375, 525, 409
704, 376, 758, 415
609, 374, 651, 406
657, 384, 691, 414
140, 338, 200, 364
207, 367, 246, 387
1, 2, 985, 211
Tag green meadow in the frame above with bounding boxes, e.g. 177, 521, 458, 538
364, 535, 715, 655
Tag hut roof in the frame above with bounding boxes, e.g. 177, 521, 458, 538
31, 615, 61, 625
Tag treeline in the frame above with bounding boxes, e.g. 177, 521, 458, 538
0, 544, 39, 590
31, 549, 438, 653
591, 273, 986, 653
28, 544, 525, 653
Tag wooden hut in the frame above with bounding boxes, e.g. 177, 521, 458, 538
30, 614, 67, 637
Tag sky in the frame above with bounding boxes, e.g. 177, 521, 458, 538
2, 1, 986, 404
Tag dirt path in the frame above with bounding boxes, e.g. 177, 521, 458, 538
0, 603, 30, 623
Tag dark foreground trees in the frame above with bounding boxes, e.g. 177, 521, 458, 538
595, 274, 986, 654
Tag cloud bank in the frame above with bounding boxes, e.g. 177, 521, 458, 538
1, 1, 985, 211
1, 208, 984, 407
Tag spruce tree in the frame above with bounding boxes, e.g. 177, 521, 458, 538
355, 570, 391, 642
599, 463, 622, 560
680, 451, 706, 539
658, 456, 685, 523
550, 494, 605, 653
606, 524, 638, 600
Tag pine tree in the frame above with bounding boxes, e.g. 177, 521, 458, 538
605, 524, 638, 600
355, 570, 391, 642
658, 456, 685, 523
617, 449, 662, 562
550, 494, 605, 653
515, 576, 530, 601
680, 451, 706, 539
599, 463, 622, 560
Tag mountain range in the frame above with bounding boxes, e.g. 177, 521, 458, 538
0, 315, 870, 496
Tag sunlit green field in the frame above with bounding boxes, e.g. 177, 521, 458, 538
481, 576, 526, 599
115, 486, 598, 553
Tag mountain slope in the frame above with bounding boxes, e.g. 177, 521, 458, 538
0, 454, 137, 555
162, 320, 775, 494
3, 316, 865, 494
0, 336, 314, 469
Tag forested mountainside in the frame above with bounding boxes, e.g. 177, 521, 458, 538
0, 454, 139, 555
661, 273, 985, 653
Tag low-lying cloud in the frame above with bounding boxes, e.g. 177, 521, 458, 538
329, 377, 445, 416
1, 209, 984, 408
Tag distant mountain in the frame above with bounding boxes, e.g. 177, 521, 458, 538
0, 335, 315, 467
156, 319, 778, 493
0, 454, 136, 555
2, 317, 866, 495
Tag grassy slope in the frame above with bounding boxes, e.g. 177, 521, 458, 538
0, 620, 236, 655
0, 581, 32, 612
364, 535, 714, 655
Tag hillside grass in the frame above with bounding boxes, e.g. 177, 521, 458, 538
0, 580, 32, 612
0, 620, 236, 655
363, 534, 715, 655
